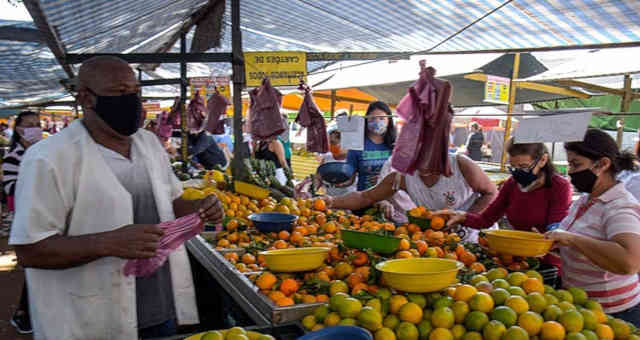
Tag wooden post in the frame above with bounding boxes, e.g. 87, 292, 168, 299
617, 74, 633, 148
330, 90, 336, 119
180, 32, 188, 165
500, 53, 521, 172
230, 0, 249, 181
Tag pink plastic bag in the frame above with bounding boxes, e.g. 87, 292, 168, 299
123, 213, 203, 277
391, 61, 453, 176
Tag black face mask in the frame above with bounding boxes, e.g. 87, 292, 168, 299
509, 159, 539, 188
569, 168, 598, 193
87, 88, 141, 136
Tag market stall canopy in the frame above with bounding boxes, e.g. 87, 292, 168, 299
2, 0, 640, 108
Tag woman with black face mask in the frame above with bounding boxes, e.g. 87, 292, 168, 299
545, 129, 640, 324
438, 139, 572, 267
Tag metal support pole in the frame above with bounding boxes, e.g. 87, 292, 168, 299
231, 0, 249, 181
180, 33, 188, 165
500, 53, 520, 172
617, 74, 633, 148
330, 90, 336, 119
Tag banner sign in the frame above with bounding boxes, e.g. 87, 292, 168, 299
244, 51, 307, 87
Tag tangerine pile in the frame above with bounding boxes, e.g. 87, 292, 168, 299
303, 268, 639, 340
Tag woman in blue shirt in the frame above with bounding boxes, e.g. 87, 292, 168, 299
346, 101, 397, 192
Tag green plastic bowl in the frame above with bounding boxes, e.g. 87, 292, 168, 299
340, 229, 402, 254
407, 214, 431, 230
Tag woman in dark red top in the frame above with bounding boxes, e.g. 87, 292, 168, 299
442, 139, 572, 233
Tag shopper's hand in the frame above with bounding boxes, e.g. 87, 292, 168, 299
376, 201, 394, 220
433, 210, 466, 227
320, 196, 333, 209
100, 224, 164, 259
198, 194, 224, 224
545, 229, 574, 247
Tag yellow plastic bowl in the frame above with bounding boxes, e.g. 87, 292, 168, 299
483, 229, 553, 257
260, 247, 330, 272
375, 258, 463, 293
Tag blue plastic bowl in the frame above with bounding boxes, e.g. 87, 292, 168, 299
317, 162, 355, 185
297, 326, 373, 340
248, 212, 297, 233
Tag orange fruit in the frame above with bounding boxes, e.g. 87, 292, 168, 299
335, 262, 354, 279
217, 239, 231, 248
226, 219, 239, 231
522, 278, 545, 294
470, 262, 486, 273
431, 216, 446, 230
352, 283, 369, 295
455, 284, 478, 302
280, 278, 299, 296
399, 239, 411, 250
278, 230, 290, 241
314, 198, 326, 211
268, 290, 286, 302
316, 271, 331, 282
290, 231, 304, 245
316, 294, 329, 302
273, 240, 288, 249
415, 240, 428, 255
354, 266, 371, 281
241, 253, 256, 265
595, 323, 614, 340
396, 250, 413, 259
541, 321, 566, 340
256, 272, 278, 290
407, 223, 420, 234
352, 251, 369, 266
224, 252, 239, 263
459, 251, 477, 266
276, 296, 295, 306
346, 272, 364, 288
302, 295, 318, 304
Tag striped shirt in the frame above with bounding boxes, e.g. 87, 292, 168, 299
2, 143, 25, 196
558, 183, 640, 313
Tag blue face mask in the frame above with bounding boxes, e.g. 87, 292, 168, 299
367, 120, 388, 135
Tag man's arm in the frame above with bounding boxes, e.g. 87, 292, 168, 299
15, 224, 163, 270
457, 154, 497, 213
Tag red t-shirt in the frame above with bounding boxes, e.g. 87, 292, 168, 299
465, 174, 572, 232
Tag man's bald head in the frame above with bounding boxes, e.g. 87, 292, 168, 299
77, 56, 134, 91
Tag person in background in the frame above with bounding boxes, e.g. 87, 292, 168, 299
439, 139, 572, 267
618, 130, 640, 201
315, 125, 356, 197
187, 130, 228, 170
346, 101, 396, 193
253, 138, 289, 171
278, 114, 292, 169
3, 110, 41, 334
466, 122, 484, 161
546, 129, 640, 323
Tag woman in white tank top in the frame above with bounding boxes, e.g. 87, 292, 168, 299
326, 153, 497, 241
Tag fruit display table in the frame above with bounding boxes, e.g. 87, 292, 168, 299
186, 236, 324, 326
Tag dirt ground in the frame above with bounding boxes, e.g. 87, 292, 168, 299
0, 235, 32, 340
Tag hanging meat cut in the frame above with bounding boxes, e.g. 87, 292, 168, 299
205, 91, 230, 134
187, 91, 206, 133
249, 78, 286, 141
155, 110, 173, 142
392, 60, 454, 176
296, 91, 329, 153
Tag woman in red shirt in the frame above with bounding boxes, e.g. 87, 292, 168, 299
442, 139, 572, 234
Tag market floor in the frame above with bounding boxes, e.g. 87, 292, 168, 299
0, 236, 32, 340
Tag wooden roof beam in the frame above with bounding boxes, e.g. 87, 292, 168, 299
556, 79, 640, 99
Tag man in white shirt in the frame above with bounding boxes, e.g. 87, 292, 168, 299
9, 56, 224, 340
